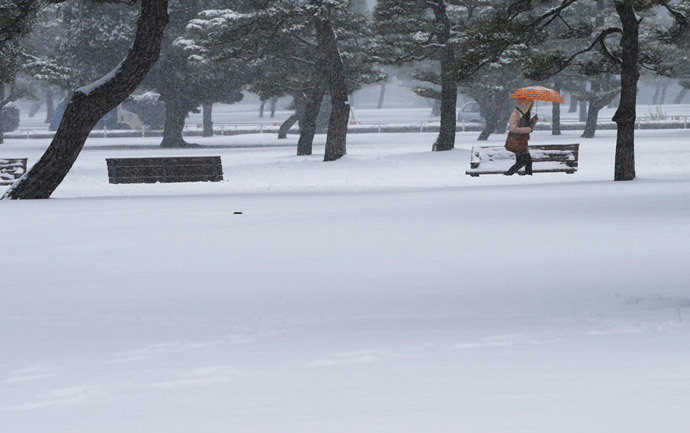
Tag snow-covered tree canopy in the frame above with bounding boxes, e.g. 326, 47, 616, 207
177, 0, 382, 98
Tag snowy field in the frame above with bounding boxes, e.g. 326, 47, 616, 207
2, 129, 690, 432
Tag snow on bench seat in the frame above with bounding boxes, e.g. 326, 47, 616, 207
0, 158, 28, 185
466, 144, 579, 177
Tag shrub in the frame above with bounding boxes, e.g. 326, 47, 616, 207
1, 104, 20, 132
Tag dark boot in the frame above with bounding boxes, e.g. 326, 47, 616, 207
505, 154, 525, 175
524, 153, 533, 175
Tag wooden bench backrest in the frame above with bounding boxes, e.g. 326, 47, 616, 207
106, 156, 224, 184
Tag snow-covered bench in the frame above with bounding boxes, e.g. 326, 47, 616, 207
106, 156, 224, 184
466, 144, 579, 177
0, 158, 28, 185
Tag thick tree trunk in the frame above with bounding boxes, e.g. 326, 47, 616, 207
45, 90, 55, 124
297, 85, 326, 155
377, 81, 386, 109
161, 97, 194, 147
431, 0, 457, 151
202, 102, 213, 137
3, 0, 169, 200
552, 81, 561, 135
659, 85, 667, 105
314, 18, 350, 162
259, 99, 266, 117
612, 2, 639, 181
674, 87, 688, 104
434, 48, 458, 151
569, 94, 577, 112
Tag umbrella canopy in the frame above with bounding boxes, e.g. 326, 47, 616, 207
510, 86, 564, 103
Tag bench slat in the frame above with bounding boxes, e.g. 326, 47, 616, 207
106, 156, 223, 184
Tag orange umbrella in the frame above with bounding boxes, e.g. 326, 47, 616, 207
510, 86, 564, 103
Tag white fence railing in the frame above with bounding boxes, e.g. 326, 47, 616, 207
6, 116, 690, 139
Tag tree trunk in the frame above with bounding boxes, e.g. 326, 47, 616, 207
0, 83, 4, 145
569, 94, 577, 112
279, 93, 305, 139
45, 90, 55, 124
477, 100, 498, 141
297, 84, 326, 156
29, 100, 41, 118
202, 102, 213, 137
612, 2, 639, 181
582, 101, 602, 138
476, 95, 510, 141
652, 85, 660, 105
431, 0, 457, 152
430, 99, 441, 117
270, 96, 277, 118
552, 81, 561, 135
259, 99, 266, 117
579, 100, 587, 122
659, 85, 667, 105
674, 87, 688, 104
314, 18, 350, 162
161, 97, 194, 147
3, 0, 169, 200
377, 81, 386, 109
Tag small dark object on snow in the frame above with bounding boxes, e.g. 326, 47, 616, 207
233, 211, 242, 215
106, 156, 223, 184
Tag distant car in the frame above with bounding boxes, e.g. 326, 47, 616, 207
457, 102, 484, 123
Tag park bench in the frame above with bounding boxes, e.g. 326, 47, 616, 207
466, 144, 579, 177
106, 156, 224, 184
0, 158, 28, 185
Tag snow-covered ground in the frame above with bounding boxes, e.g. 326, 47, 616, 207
2, 129, 690, 433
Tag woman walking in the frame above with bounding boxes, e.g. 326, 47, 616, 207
504, 98, 538, 176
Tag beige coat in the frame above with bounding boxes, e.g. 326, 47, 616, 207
508, 109, 533, 135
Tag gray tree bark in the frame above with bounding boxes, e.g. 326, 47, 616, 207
612, 1, 639, 181
161, 96, 195, 147
430, 0, 457, 151
674, 87, 688, 104
314, 17, 350, 162
3, 0, 169, 199
278, 93, 305, 139
377, 81, 386, 109
202, 102, 213, 137
297, 84, 326, 156
45, 90, 55, 124
551, 81, 561, 135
